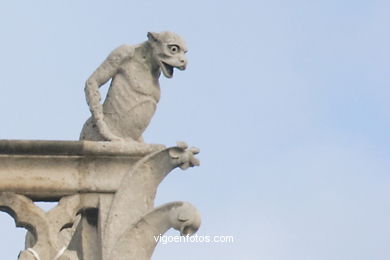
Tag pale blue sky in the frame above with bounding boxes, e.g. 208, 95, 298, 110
0, 0, 389, 259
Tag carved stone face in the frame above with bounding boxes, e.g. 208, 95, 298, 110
170, 202, 201, 236
148, 31, 188, 78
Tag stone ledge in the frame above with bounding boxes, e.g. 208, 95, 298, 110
0, 139, 164, 156
0, 140, 165, 201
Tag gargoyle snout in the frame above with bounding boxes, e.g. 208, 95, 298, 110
178, 57, 187, 70
171, 202, 201, 236
180, 221, 200, 236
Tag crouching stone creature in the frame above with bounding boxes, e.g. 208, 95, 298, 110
80, 31, 188, 142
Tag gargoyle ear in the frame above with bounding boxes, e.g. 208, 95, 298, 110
147, 32, 159, 42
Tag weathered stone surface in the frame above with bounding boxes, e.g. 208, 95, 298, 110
0, 31, 201, 260
102, 142, 199, 259
0, 140, 163, 200
109, 202, 201, 260
0, 140, 200, 260
0, 192, 89, 259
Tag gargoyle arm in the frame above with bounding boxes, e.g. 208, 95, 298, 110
84, 45, 134, 140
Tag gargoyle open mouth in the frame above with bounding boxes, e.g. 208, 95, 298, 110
180, 223, 199, 236
161, 62, 174, 78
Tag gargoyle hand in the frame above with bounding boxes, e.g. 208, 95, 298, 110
94, 117, 122, 142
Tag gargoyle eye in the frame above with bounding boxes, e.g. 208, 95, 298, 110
169, 45, 180, 54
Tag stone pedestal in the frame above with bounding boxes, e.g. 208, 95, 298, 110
0, 140, 200, 260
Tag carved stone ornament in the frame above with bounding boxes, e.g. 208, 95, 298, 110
0, 31, 201, 260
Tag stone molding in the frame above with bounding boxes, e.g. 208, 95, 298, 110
0, 140, 200, 260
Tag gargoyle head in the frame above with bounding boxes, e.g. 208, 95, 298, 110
147, 31, 188, 78
169, 202, 201, 236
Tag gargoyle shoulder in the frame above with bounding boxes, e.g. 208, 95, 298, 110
107, 44, 135, 65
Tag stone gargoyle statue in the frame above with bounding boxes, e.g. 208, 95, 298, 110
0, 31, 201, 260
80, 31, 188, 143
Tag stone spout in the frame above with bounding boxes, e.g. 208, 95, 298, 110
108, 202, 201, 260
